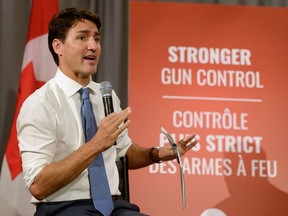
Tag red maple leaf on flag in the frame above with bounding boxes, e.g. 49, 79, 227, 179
5, 0, 59, 180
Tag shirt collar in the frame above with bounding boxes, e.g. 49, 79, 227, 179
55, 68, 98, 97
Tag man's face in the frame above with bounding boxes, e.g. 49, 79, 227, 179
55, 19, 101, 83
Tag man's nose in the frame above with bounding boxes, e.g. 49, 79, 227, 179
87, 37, 98, 51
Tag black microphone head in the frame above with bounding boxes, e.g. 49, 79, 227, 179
100, 81, 112, 96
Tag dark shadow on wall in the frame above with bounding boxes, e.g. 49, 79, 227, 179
0, 90, 17, 173
213, 146, 288, 216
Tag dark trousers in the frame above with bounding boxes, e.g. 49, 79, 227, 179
35, 199, 149, 216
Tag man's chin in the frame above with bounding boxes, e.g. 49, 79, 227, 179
84, 68, 97, 75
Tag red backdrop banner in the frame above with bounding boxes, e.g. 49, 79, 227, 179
128, 2, 288, 216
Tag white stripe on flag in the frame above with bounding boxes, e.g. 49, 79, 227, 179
0, 157, 35, 216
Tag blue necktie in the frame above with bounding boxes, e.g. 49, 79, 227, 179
79, 88, 114, 216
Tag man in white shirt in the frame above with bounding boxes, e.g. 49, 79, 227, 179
17, 7, 198, 216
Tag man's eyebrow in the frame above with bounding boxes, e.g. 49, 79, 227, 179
76, 30, 101, 36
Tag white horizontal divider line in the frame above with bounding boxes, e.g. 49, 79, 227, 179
162, 95, 262, 103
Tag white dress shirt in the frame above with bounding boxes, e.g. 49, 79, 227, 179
17, 68, 132, 203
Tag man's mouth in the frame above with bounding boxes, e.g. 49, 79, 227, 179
83, 55, 96, 61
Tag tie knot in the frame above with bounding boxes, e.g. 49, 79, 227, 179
80, 88, 90, 100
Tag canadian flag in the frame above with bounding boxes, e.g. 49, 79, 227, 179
0, 0, 58, 215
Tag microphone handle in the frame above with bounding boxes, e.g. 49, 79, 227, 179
102, 95, 117, 145
103, 95, 114, 116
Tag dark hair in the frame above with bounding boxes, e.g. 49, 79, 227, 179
48, 7, 101, 66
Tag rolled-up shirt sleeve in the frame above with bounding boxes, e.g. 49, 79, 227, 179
21, 153, 53, 188
17, 93, 57, 188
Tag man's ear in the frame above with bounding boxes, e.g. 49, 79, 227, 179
52, 39, 63, 56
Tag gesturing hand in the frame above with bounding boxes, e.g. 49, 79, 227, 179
91, 107, 132, 151
177, 134, 199, 156
158, 134, 199, 161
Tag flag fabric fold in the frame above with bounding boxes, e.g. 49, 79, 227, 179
0, 0, 59, 215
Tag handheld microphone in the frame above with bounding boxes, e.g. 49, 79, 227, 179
100, 81, 114, 116
100, 81, 117, 145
